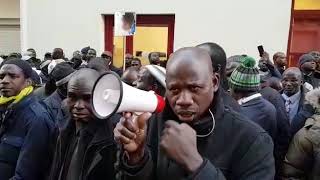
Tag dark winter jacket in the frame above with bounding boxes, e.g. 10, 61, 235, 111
303, 72, 320, 88
110, 65, 123, 77
40, 72, 49, 84
267, 63, 282, 79
260, 87, 291, 179
44, 90, 68, 129
282, 88, 320, 180
121, 90, 275, 180
34, 86, 49, 100
0, 94, 57, 180
49, 116, 118, 180
240, 96, 277, 141
221, 89, 242, 113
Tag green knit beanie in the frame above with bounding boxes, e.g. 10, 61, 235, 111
229, 56, 260, 92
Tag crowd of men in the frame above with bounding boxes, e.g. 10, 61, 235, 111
0, 43, 319, 180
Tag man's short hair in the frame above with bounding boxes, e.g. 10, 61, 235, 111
52, 48, 64, 60
196, 42, 227, 77
273, 52, 285, 61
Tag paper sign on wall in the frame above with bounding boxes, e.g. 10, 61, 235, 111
114, 12, 136, 36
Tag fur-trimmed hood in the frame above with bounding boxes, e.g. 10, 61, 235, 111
305, 87, 320, 110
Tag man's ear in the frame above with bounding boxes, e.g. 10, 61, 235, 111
212, 72, 220, 92
26, 78, 32, 87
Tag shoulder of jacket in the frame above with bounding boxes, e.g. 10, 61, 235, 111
304, 115, 320, 128
223, 107, 266, 134
26, 101, 51, 121
304, 115, 320, 145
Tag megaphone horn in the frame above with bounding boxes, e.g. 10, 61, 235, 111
92, 71, 165, 119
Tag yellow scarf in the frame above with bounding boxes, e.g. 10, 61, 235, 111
0, 86, 34, 105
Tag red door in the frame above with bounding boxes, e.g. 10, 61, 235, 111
288, 10, 320, 67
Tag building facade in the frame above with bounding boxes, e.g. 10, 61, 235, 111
3, 0, 293, 66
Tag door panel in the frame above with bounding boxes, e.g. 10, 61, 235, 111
133, 26, 168, 65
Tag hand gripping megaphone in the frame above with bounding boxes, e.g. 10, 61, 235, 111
92, 71, 165, 119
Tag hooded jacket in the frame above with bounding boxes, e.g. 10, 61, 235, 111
120, 89, 275, 180
282, 88, 320, 180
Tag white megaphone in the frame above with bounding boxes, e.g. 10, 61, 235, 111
92, 71, 165, 119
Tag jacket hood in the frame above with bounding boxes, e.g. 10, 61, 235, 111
305, 87, 320, 110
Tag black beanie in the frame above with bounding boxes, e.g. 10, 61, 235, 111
81, 46, 90, 54
31, 70, 41, 85
51, 62, 75, 86
3, 58, 33, 78
299, 54, 315, 67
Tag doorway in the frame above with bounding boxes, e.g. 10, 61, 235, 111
287, 10, 320, 67
104, 14, 175, 67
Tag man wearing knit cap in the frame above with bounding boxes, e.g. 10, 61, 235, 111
45, 62, 75, 129
299, 53, 320, 88
229, 56, 277, 141
0, 58, 57, 179
231, 57, 283, 178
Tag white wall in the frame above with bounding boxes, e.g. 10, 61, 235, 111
0, 0, 20, 18
21, 0, 292, 60
0, 0, 20, 55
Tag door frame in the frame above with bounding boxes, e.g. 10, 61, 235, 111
104, 14, 175, 57
287, 0, 320, 66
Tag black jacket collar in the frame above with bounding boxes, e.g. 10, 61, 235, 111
60, 116, 114, 146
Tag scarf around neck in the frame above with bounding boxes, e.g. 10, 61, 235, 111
0, 86, 34, 106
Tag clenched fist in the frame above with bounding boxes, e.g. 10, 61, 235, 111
160, 120, 203, 173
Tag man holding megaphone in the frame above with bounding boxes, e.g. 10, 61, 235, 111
114, 48, 275, 180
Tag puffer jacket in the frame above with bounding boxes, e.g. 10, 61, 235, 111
282, 88, 320, 180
